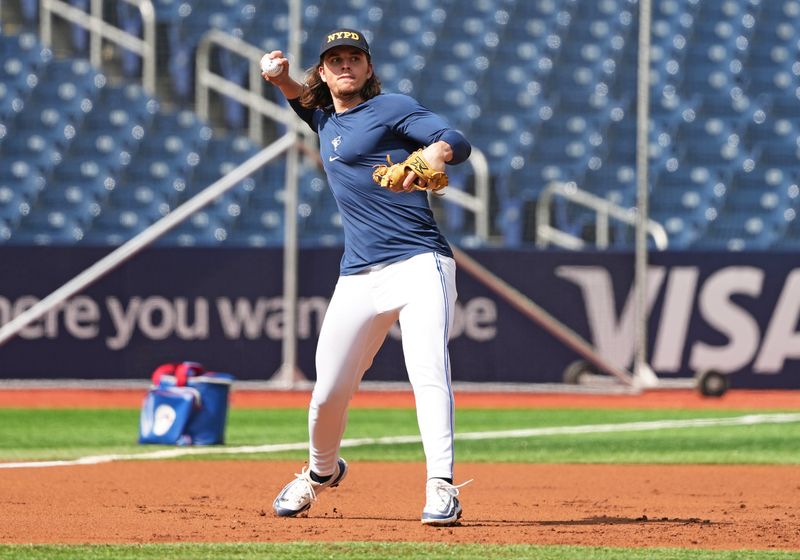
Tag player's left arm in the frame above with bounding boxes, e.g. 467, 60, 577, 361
384, 96, 472, 189
386, 96, 472, 163
418, 130, 470, 170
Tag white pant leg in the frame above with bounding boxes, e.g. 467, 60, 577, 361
309, 273, 397, 476
396, 253, 458, 480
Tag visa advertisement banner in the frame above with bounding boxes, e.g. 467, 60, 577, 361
1, 247, 798, 388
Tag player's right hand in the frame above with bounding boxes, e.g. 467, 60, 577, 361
261, 51, 289, 84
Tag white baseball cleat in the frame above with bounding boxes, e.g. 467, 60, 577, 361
273, 458, 348, 517
421, 478, 472, 526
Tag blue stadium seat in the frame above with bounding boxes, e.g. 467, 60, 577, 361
693, 163, 794, 249
36, 183, 102, 224
769, 201, 800, 250
764, 93, 800, 120
9, 208, 86, 245
155, 210, 229, 246
674, 117, 745, 170
743, 118, 800, 168
167, 2, 239, 100
136, 131, 198, 177
679, 9, 746, 98
697, 213, 784, 251
650, 162, 722, 247
81, 105, 149, 152
64, 131, 134, 175
0, 36, 49, 107
115, 0, 191, 78
105, 184, 171, 219
581, 162, 636, 205
83, 207, 152, 246
183, 134, 261, 204
224, 229, 284, 247
225, 203, 285, 246
701, 91, 755, 128
597, 111, 643, 165
99, 110, 210, 207
38, 58, 105, 97
653, 162, 721, 201
11, 105, 78, 150
0, 185, 32, 227
727, 164, 795, 196
298, 198, 343, 247
524, 114, 599, 172
649, 196, 708, 249
0, 158, 45, 201
0, 81, 27, 121
119, 155, 188, 203
50, 158, 116, 200
743, 13, 798, 96
189, 162, 254, 206
91, 82, 158, 124
0, 32, 51, 68
746, 64, 798, 98
0, 129, 64, 175
295, 168, 329, 207
0, 218, 11, 243
239, 153, 287, 201
148, 108, 212, 142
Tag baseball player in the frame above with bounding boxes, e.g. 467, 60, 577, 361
262, 28, 472, 526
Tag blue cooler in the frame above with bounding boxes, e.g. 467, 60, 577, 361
138, 363, 234, 446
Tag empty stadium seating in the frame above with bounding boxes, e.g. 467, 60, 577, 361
3, 0, 800, 250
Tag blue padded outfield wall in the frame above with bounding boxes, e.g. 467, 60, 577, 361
1, 247, 799, 389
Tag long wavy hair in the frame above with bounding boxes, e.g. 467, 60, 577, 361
300, 61, 382, 110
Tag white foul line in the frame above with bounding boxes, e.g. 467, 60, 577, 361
2, 413, 799, 470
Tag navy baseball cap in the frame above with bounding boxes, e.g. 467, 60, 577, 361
319, 29, 370, 58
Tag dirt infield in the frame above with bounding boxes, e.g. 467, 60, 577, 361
1, 389, 799, 551
2, 461, 799, 550
2, 387, 800, 410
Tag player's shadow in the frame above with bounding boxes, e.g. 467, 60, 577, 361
308, 515, 718, 528
316, 516, 540, 527
459, 516, 717, 528
538, 516, 716, 526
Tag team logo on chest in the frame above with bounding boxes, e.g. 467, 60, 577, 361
329, 136, 343, 162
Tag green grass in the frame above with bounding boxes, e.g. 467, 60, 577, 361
0, 542, 796, 560
0, 407, 799, 464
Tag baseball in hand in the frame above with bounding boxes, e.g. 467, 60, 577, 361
260, 55, 283, 77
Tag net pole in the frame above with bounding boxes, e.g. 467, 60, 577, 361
634, 0, 656, 385
270, 0, 306, 386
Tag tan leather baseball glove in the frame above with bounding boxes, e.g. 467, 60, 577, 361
372, 149, 448, 193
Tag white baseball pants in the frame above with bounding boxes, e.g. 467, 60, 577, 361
309, 251, 457, 480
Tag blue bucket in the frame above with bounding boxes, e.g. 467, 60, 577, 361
139, 370, 234, 446
184, 373, 235, 445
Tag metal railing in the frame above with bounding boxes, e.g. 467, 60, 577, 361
535, 181, 669, 251
195, 29, 311, 143
443, 148, 491, 241
40, 0, 157, 94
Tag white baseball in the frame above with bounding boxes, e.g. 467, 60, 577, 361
260, 54, 283, 77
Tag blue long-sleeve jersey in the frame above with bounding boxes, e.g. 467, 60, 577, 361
289, 93, 471, 275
